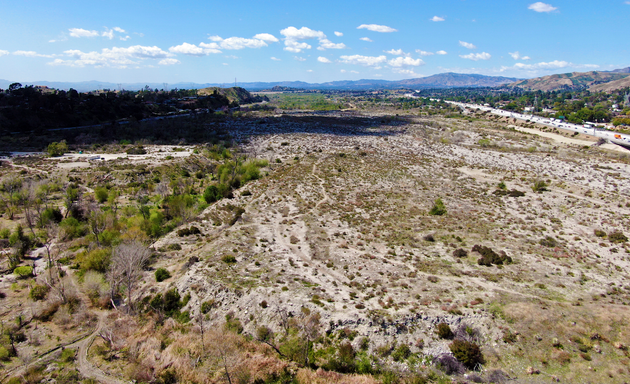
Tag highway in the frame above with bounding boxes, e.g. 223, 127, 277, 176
446, 101, 630, 150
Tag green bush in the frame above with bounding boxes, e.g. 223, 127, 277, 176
594, 229, 607, 238
78, 248, 111, 273
222, 254, 237, 264
428, 198, 447, 216
449, 339, 485, 370
436, 323, 454, 339
29, 284, 49, 301
60, 218, 86, 240
392, 344, 411, 362
13, 266, 33, 279
608, 231, 628, 243
155, 268, 171, 282
201, 300, 215, 314
94, 187, 109, 204
40, 208, 63, 225
473, 245, 512, 266
47, 141, 68, 157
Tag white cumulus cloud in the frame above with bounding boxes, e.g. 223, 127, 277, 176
69, 28, 100, 38
280, 26, 343, 52
271, 57, 281, 61
253, 33, 279, 42
294, 56, 306, 61
431, 16, 445, 22
459, 41, 476, 49
0, 50, 9, 56
385, 49, 409, 56
416, 50, 434, 56
317, 56, 332, 63
528, 2, 557, 12
360, 37, 373, 42
436, 50, 448, 55
334, 31, 343, 37
169, 43, 216, 56
509, 51, 531, 60
159, 58, 180, 65
339, 54, 387, 66
318, 38, 346, 50
460, 52, 491, 61
357, 24, 397, 33
388, 56, 424, 67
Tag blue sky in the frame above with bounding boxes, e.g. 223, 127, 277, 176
0, 0, 628, 84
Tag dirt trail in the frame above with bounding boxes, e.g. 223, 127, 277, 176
312, 161, 330, 208
74, 311, 128, 384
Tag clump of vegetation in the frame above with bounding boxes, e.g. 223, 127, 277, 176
177, 226, 201, 237
221, 254, 237, 264
29, 284, 49, 301
539, 236, 558, 247
608, 231, 628, 243
594, 229, 607, 238
493, 189, 525, 197
433, 354, 465, 375
126, 146, 147, 155
436, 323, 454, 339
532, 180, 548, 193
47, 140, 68, 157
473, 245, 512, 266
428, 198, 447, 216
155, 268, 171, 282
13, 266, 33, 279
453, 248, 468, 258
449, 339, 485, 370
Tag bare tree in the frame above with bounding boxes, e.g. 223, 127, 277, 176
108, 241, 150, 312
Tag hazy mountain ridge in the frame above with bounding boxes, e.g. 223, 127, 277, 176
0, 72, 519, 93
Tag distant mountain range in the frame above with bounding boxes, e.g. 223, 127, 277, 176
508, 67, 630, 91
0, 72, 519, 93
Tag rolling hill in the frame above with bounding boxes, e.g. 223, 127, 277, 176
508, 70, 630, 91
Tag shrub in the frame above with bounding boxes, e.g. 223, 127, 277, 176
79, 248, 111, 273
47, 141, 68, 157
433, 354, 465, 375
453, 248, 468, 258
608, 231, 628, 243
429, 198, 447, 216
532, 180, 548, 193
539, 236, 558, 247
94, 187, 109, 204
40, 208, 63, 225
472, 245, 512, 266
449, 339, 485, 370
221, 254, 237, 264
203, 185, 221, 203
13, 266, 33, 279
155, 268, 171, 282
177, 226, 201, 237
126, 146, 147, 155
29, 284, 49, 301
201, 300, 214, 314
167, 243, 182, 251
436, 323, 454, 339
594, 229, 607, 238
392, 344, 411, 362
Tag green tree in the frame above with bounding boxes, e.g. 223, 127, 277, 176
47, 141, 69, 157
429, 198, 447, 216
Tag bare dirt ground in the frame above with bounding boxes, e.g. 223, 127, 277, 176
144, 112, 630, 382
